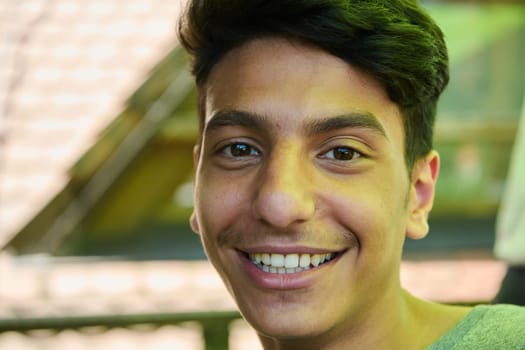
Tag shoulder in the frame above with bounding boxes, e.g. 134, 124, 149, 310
476, 304, 525, 328
456, 304, 525, 348
427, 304, 525, 350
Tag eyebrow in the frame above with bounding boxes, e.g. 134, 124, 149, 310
304, 112, 387, 138
205, 110, 270, 134
204, 109, 387, 139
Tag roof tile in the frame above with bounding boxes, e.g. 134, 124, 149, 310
0, 0, 181, 248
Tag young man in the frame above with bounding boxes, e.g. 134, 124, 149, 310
178, 1, 525, 349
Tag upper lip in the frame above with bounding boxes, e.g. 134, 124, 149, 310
239, 245, 344, 255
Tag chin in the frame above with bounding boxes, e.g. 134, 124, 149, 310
256, 323, 325, 342
241, 303, 336, 341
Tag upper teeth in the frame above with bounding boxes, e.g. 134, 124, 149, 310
249, 253, 335, 273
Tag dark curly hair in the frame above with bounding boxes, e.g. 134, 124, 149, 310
178, 0, 448, 169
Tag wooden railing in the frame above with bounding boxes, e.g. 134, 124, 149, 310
0, 311, 241, 350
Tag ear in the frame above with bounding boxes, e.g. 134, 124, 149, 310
190, 144, 201, 235
406, 150, 440, 240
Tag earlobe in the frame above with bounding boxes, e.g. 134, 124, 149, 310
190, 211, 201, 235
406, 150, 440, 240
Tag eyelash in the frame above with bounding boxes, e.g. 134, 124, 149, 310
219, 142, 260, 158
319, 146, 362, 162
218, 142, 362, 163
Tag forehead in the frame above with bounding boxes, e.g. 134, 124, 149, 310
203, 37, 403, 140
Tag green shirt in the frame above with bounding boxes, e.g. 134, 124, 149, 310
427, 304, 525, 349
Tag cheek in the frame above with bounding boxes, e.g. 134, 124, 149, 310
326, 185, 407, 299
194, 172, 249, 235
326, 178, 408, 251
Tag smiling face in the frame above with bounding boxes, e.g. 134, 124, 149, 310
191, 37, 438, 346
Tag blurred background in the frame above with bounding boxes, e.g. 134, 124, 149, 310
0, 0, 524, 349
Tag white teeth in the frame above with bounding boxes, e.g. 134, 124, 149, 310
299, 254, 310, 267
311, 254, 321, 267
271, 254, 285, 267
249, 252, 337, 274
284, 254, 299, 268
262, 253, 271, 265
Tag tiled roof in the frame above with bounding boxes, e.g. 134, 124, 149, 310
0, 258, 236, 318
0, 0, 183, 249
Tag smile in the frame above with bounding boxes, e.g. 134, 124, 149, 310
247, 252, 337, 274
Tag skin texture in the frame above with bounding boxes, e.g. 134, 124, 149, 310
190, 37, 469, 350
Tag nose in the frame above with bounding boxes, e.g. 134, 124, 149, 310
252, 145, 316, 229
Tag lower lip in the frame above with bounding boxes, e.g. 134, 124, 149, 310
237, 251, 342, 290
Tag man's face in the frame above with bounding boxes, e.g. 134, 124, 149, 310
191, 37, 435, 341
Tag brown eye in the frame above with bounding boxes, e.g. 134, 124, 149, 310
223, 143, 259, 157
324, 146, 360, 161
